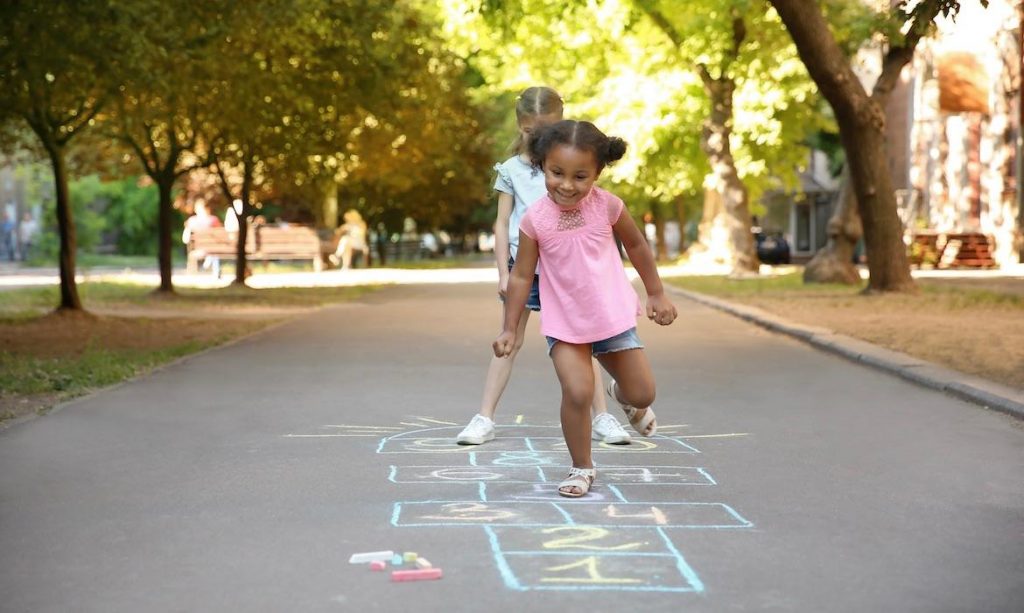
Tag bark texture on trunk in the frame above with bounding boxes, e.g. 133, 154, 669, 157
47, 144, 82, 310
803, 170, 862, 284
694, 74, 758, 273
771, 0, 919, 293
233, 158, 254, 286
156, 178, 175, 293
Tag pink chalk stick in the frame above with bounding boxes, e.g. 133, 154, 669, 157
369, 560, 386, 571
390, 568, 443, 582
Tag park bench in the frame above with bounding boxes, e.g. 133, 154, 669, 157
186, 227, 248, 273
252, 225, 323, 271
187, 225, 322, 273
909, 231, 997, 269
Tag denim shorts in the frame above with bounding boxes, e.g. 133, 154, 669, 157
546, 327, 644, 357
501, 257, 541, 311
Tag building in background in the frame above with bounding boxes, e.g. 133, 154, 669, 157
889, 0, 1021, 267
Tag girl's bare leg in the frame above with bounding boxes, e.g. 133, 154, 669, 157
477, 309, 531, 419
590, 359, 608, 416
596, 348, 656, 418
550, 341, 596, 473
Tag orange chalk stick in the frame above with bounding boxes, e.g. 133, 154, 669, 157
391, 568, 443, 582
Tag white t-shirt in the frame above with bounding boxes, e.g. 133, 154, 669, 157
493, 154, 547, 260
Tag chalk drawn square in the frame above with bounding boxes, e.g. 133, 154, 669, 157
481, 482, 617, 503
540, 438, 702, 454
495, 553, 701, 592
488, 525, 672, 555
484, 526, 704, 593
392, 501, 571, 527
377, 437, 535, 454
388, 465, 545, 483
558, 466, 715, 485
561, 502, 752, 529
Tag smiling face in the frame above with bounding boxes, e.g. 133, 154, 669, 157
543, 144, 599, 208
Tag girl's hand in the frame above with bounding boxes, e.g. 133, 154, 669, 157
646, 293, 678, 326
498, 273, 509, 299
493, 330, 516, 357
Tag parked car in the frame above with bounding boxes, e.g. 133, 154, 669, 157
754, 229, 791, 265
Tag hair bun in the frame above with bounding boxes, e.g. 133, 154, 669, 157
606, 137, 627, 163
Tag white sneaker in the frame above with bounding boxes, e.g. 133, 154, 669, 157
456, 414, 495, 445
591, 412, 631, 445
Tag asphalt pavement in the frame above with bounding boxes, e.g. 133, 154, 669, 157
1, 281, 1022, 612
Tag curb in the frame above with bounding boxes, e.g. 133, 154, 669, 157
668, 286, 1024, 421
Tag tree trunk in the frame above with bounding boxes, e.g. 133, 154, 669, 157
233, 160, 253, 286
638, 8, 756, 273
155, 177, 175, 293
839, 106, 916, 292
322, 181, 339, 230
46, 144, 82, 311
675, 196, 688, 251
652, 209, 668, 261
770, 0, 917, 293
803, 170, 862, 284
692, 77, 759, 273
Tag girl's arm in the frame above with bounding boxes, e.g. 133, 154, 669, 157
493, 192, 514, 297
613, 211, 678, 326
494, 233, 539, 357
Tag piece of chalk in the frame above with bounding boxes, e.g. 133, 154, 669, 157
415, 558, 432, 569
391, 554, 404, 566
349, 550, 394, 564
403, 552, 418, 563
369, 560, 386, 571
391, 568, 443, 582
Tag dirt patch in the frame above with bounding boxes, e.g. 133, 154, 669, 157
736, 294, 1023, 389
0, 311, 276, 426
0, 311, 272, 357
669, 273, 1024, 390
0, 392, 62, 424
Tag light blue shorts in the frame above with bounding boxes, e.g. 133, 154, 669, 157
545, 327, 644, 357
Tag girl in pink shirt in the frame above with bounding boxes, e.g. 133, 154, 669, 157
494, 119, 678, 498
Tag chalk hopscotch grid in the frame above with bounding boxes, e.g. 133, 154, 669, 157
280, 420, 752, 593
369, 424, 753, 592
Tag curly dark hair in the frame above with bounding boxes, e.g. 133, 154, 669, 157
527, 120, 627, 172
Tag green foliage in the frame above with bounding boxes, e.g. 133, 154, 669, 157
32, 175, 176, 260
193, 0, 493, 241
437, 0, 832, 215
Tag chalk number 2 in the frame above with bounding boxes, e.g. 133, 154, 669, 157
541, 526, 641, 551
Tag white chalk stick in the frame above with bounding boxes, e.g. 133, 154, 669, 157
415, 558, 432, 569
349, 550, 394, 564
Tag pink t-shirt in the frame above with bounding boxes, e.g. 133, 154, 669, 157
519, 186, 641, 343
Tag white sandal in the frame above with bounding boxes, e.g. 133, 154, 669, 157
607, 380, 657, 436
558, 467, 596, 498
